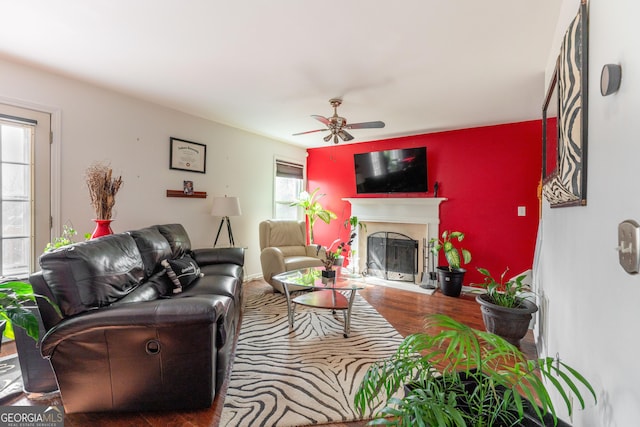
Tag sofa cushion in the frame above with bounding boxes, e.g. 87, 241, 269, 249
277, 245, 308, 257
155, 224, 191, 258
39, 234, 145, 317
127, 227, 173, 278
114, 271, 173, 304
284, 256, 324, 272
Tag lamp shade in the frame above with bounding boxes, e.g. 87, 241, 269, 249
211, 196, 241, 217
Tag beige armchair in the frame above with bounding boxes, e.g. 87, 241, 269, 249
259, 219, 324, 293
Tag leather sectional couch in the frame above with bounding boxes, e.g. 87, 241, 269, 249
29, 223, 244, 413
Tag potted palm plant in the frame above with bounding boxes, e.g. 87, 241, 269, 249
290, 187, 337, 244
430, 230, 472, 297
474, 267, 538, 346
355, 314, 596, 427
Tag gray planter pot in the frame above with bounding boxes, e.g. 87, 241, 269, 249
476, 294, 538, 346
13, 306, 59, 397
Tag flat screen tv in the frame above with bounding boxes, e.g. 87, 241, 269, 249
354, 147, 427, 194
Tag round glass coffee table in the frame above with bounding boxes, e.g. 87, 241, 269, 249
273, 267, 366, 338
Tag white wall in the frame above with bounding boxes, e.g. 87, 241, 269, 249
538, 0, 640, 425
0, 57, 306, 279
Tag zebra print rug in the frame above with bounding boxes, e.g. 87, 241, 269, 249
219, 289, 404, 427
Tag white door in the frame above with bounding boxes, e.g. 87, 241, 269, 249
0, 103, 51, 278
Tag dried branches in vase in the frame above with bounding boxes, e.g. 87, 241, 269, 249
85, 162, 123, 220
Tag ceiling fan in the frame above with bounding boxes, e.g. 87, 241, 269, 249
293, 98, 385, 144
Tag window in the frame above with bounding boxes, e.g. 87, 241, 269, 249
0, 104, 51, 279
0, 122, 31, 277
274, 159, 304, 220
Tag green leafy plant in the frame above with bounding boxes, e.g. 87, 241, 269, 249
44, 224, 76, 252
317, 232, 356, 271
290, 188, 337, 243
0, 281, 60, 341
291, 269, 320, 286
344, 215, 367, 234
475, 267, 531, 308
343, 216, 366, 274
430, 230, 472, 271
355, 314, 596, 427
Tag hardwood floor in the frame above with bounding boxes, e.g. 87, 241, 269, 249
5, 279, 536, 426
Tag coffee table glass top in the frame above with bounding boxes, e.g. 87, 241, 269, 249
274, 267, 366, 290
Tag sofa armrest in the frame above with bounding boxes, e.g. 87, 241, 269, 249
191, 247, 245, 266
40, 296, 225, 357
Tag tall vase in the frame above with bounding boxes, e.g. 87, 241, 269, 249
91, 219, 114, 239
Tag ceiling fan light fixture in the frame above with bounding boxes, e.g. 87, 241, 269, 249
293, 98, 384, 144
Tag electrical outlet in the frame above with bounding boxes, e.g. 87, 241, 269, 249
517, 206, 526, 216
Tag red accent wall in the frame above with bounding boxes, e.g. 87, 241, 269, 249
306, 120, 542, 286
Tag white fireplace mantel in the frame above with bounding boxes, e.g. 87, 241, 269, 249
343, 197, 446, 242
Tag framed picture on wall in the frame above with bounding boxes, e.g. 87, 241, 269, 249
541, 1, 588, 207
170, 137, 206, 173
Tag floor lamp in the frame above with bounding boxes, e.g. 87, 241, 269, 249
211, 196, 242, 247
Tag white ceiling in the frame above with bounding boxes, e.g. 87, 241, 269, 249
0, 1, 561, 148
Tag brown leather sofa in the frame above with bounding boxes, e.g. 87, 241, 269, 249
29, 223, 244, 413
259, 219, 324, 292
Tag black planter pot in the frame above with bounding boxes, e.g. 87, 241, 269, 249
436, 266, 466, 297
404, 371, 571, 426
321, 269, 336, 279
476, 294, 538, 346
321, 269, 336, 284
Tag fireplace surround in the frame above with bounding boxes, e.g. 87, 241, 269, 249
343, 198, 446, 281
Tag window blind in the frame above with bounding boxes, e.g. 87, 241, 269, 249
275, 160, 304, 179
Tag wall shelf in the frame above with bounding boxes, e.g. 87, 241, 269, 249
166, 190, 207, 198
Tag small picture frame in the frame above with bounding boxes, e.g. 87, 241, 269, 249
183, 180, 194, 195
170, 137, 206, 173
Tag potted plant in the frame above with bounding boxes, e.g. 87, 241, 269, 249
43, 224, 89, 252
354, 314, 596, 427
290, 187, 337, 244
344, 216, 366, 273
0, 281, 45, 342
430, 230, 472, 297
85, 161, 123, 239
317, 234, 355, 282
474, 267, 538, 346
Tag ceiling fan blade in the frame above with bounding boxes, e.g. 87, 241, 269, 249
311, 115, 330, 126
346, 121, 385, 130
292, 128, 329, 136
338, 130, 354, 141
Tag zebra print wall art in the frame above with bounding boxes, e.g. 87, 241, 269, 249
542, 0, 588, 208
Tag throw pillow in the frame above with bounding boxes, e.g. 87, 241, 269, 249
161, 255, 203, 293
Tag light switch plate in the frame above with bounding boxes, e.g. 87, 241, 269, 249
618, 219, 640, 274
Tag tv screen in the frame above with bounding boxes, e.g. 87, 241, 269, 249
354, 147, 427, 194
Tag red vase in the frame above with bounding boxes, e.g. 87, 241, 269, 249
91, 219, 114, 239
